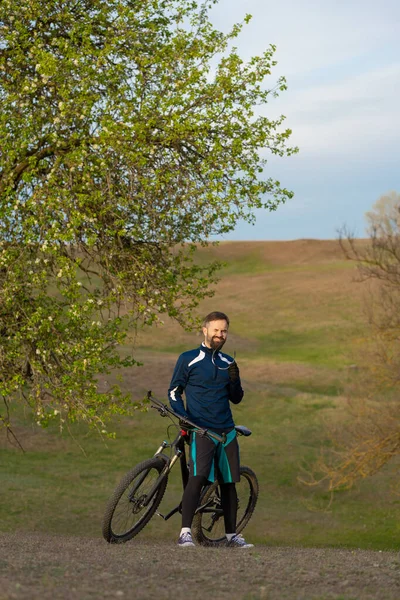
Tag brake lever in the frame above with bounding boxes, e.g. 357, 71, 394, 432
151, 404, 168, 417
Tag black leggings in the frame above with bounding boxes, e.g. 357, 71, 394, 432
181, 475, 238, 533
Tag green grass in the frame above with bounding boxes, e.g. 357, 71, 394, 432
254, 327, 359, 367
2, 240, 395, 549
219, 259, 355, 277
1, 387, 399, 549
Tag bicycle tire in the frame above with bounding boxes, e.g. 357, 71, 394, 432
192, 465, 259, 547
102, 456, 169, 544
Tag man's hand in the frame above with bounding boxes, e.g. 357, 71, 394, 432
228, 361, 240, 382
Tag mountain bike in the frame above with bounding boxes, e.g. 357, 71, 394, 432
102, 392, 259, 546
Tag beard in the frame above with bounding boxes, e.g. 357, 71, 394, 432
210, 336, 226, 351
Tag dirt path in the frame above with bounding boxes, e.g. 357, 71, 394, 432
0, 533, 399, 600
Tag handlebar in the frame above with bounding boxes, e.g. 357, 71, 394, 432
147, 391, 226, 444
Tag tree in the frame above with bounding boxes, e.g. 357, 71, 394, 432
302, 191, 400, 493
0, 0, 297, 438
365, 191, 400, 237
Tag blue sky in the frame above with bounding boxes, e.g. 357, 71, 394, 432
209, 0, 400, 241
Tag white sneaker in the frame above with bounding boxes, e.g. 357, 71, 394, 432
227, 534, 254, 548
178, 532, 195, 547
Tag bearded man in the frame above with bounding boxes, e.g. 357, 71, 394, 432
168, 311, 253, 548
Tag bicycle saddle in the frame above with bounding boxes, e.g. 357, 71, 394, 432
235, 425, 252, 436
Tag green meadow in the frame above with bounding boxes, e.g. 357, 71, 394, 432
1, 239, 399, 549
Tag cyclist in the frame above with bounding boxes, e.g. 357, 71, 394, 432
168, 311, 254, 548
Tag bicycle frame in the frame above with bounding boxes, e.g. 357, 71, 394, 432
146, 392, 226, 520
153, 430, 188, 520
138, 431, 185, 510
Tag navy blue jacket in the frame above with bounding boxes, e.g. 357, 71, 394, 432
168, 343, 244, 429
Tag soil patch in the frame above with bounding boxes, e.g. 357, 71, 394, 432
1, 533, 399, 600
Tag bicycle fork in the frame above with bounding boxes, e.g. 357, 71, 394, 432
127, 440, 170, 503
139, 449, 182, 509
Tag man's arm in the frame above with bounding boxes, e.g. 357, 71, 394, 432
228, 361, 244, 405
168, 355, 190, 419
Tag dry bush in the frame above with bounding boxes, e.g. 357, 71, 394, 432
301, 192, 400, 493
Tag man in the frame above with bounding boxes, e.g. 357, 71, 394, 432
168, 311, 254, 548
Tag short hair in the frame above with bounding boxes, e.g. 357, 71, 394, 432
203, 311, 230, 328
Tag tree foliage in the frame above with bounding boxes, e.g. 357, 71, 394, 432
365, 191, 400, 238
0, 0, 297, 436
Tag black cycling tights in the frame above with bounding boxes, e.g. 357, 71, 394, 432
181, 476, 238, 533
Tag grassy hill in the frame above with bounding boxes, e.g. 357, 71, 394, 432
129, 239, 367, 396
2, 239, 399, 550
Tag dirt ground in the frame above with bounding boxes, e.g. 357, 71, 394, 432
0, 533, 399, 600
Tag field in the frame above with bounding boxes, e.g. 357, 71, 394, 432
1, 239, 400, 599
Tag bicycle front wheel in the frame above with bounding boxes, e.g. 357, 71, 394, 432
102, 456, 169, 544
192, 465, 259, 547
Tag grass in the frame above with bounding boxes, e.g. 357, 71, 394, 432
2, 239, 397, 550
1, 387, 399, 549
254, 328, 352, 366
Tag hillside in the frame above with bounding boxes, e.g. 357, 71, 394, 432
2, 239, 398, 551
128, 239, 368, 400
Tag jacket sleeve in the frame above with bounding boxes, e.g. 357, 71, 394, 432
229, 378, 244, 405
168, 354, 190, 419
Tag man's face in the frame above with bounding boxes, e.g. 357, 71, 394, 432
202, 319, 229, 350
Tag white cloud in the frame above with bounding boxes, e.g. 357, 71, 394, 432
210, 0, 400, 76
209, 2, 400, 159
286, 63, 400, 113
271, 63, 400, 157
207, 0, 400, 239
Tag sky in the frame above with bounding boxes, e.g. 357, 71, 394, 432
208, 0, 400, 241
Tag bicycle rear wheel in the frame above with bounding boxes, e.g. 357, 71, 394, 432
102, 456, 169, 544
192, 465, 259, 547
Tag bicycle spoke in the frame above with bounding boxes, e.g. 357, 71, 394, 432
192, 466, 259, 546
199, 486, 224, 541
110, 466, 160, 536
236, 476, 252, 529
